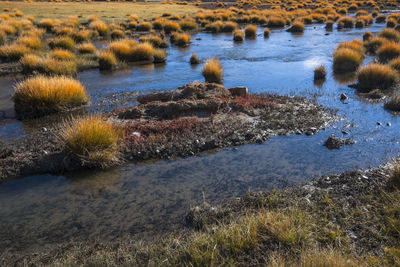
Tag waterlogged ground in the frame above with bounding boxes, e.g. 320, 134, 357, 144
2, 23, 400, 254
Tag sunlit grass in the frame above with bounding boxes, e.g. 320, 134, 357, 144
357, 63, 399, 92
202, 57, 223, 83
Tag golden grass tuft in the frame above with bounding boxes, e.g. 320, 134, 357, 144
48, 36, 75, 50
314, 65, 326, 80
173, 32, 191, 47
16, 35, 42, 49
107, 38, 137, 59
61, 115, 120, 168
98, 50, 118, 70
384, 95, 400, 112
190, 53, 199, 64
337, 16, 354, 28
202, 57, 223, 83
0, 43, 30, 61
233, 29, 244, 42
287, 20, 305, 33
357, 63, 399, 92
333, 48, 363, 73
111, 29, 125, 40
377, 42, 400, 63
137, 21, 152, 31
163, 20, 180, 34
153, 48, 166, 63
267, 16, 285, 28
139, 35, 168, 48
77, 42, 96, 54
51, 49, 76, 61
14, 75, 88, 117
244, 24, 257, 38
89, 20, 109, 36
130, 42, 154, 61
378, 28, 400, 42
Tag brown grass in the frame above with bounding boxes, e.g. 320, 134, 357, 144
377, 42, 400, 63
202, 57, 223, 83
77, 42, 96, 54
61, 115, 120, 167
14, 75, 88, 117
98, 50, 118, 70
333, 48, 363, 73
357, 63, 399, 92
245, 24, 257, 38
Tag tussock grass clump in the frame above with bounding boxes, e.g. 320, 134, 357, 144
107, 38, 137, 60
48, 36, 75, 51
17, 36, 42, 50
263, 28, 270, 38
333, 48, 363, 73
364, 37, 387, 54
378, 28, 400, 42
61, 115, 120, 168
376, 14, 386, 23
337, 40, 364, 54
179, 20, 197, 31
51, 49, 76, 61
153, 49, 166, 63
244, 24, 257, 39
38, 18, 55, 31
202, 57, 223, 83
357, 63, 399, 91
233, 29, 244, 42
72, 30, 93, 43
384, 95, 400, 112
337, 16, 354, 28
98, 51, 118, 70
111, 29, 125, 40
377, 42, 400, 63
137, 22, 152, 31
287, 21, 305, 33
139, 35, 168, 48
89, 20, 109, 36
163, 21, 180, 34
314, 65, 326, 80
363, 31, 373, 41
14, 76, 88, 117
267, 16, 285, 28
222, 21, 238, 32
387, 18, 397, 28
0, 43, 30, 61
130, 42, 154, 61
190, 53, 200, 65
77, 43, 96, 54
325, 20, 334, 30
172, 33, 191, 47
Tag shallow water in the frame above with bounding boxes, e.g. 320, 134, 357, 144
1, 23, 400, 254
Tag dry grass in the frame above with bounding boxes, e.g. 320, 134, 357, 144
233, 29, 244, 42
51, 49, 76, 61
287, 20, 305, 32
77, 42, 96, 54
153, 48, 167, 63
107, 38, 137, 59
139, 35, 168, 48
13, 75, 88, 117
357, 63, 399, 92
364, 37, 388, 54
173, 33, 191, 47
130, 42, 154, 61
333, 48, 363, 73
0, 2, 199, 22
48, 36, 75, 51
202, 57, 223, 83
267, 16, 285, 28
190, 53, 200, 65
111, 29, 125, 40
337, 16, 354, 28
377, 42, 400, 63
245, 24, 257, 39
89, 20, 109, 36
0, 43, 31, 61
378, 28, 400, 42
137, 22, 152, 32
384, 95, 400, 112
61, 115, 120, 168
16, 35, 42, 50
314, 65, 326, 80
163, 20, 181, 34
98, 50, 118, 70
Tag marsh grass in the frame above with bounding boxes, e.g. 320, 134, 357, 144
0, 43, 31, 61
77, 43, 96, 54
244, 24, 257, 38
107, 38, 137, 59
333, 48, 363, 73
61, 115, 121, 168
378, 28, 400, 42
377, 42, 400, 63
357, 63, 399, 92
153, 48, 166, 63
190, 53, 199, 65
16, 35, 42, 50
172, 33, 191, 47
14, 75, 88, 117
48, 36, 75, 51
139, 35, 168, 48
384, 95, 400, 112
51, 49, 76, 61
314, 65, 326, 80
89, 20, 109, 36
233, 29, 244, 42
98, 51, 118, 70
287, 20, 305, 32
202, 57, 223, 83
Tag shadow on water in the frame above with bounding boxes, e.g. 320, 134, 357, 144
1, 24, 400, 253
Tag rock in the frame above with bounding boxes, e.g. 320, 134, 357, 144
342, 130, 349, 135
324, 135, 355, 149
340, 93, 348, 101
377, 122, 382, 126
137, 92, 174, 104
228, 86, 248, 97
387, 122, 391, 126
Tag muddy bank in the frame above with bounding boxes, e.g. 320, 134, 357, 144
2, 160, 398, 266
0, 82, 334, 182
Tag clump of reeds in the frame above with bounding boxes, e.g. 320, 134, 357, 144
356, 63, 399, 92
202, 57, 223, 83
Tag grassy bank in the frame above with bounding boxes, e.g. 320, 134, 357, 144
4, 161, 400, 266
0, 2, 199, 22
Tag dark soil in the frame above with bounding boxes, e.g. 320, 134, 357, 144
0, 82, 334, 183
